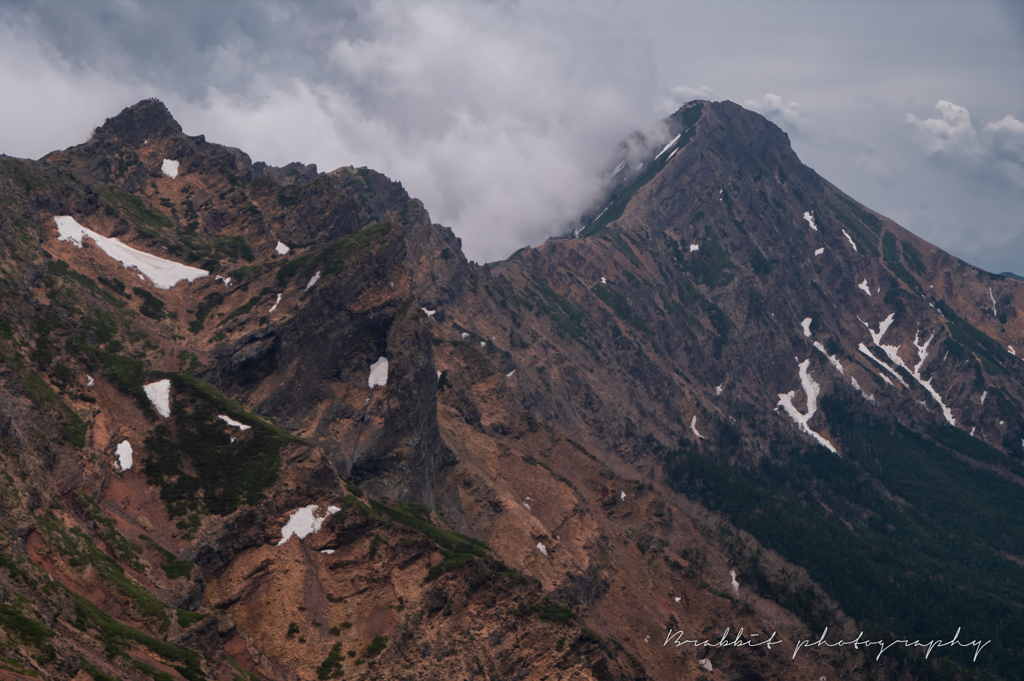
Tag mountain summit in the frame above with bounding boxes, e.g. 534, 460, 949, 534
1, 99, 1022, 680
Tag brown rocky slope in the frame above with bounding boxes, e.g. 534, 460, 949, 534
0, 98, 1022, 680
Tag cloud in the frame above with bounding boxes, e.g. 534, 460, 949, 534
905, 100, 980, 157
0, 0, 660, 263
906, 101, 1024, 188
744, 93, 805, 129
662, 85, 714, 111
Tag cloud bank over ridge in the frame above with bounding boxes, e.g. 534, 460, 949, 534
1, 0, 1023, 272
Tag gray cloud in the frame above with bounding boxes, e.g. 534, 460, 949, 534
1, 0, 1023, 271
745, 94, 806, 130
1, 0, 662, 263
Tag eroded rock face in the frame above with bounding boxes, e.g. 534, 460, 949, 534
2, 98, 1023, 681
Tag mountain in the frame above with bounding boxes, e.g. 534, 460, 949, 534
1, 98, 1023, 681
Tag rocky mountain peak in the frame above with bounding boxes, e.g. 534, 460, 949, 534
88, 98, 183, 151
2, 98, 1024, 681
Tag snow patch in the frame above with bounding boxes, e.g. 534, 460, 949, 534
715, 384, 723, 396
860, 314, 955, 424
980, 391, 988, 405
801, 318, 813, 337
689, 243, 699, 252
277, 505, 340, 545
601, 276, 607, 284
506, 369, 515, 378
612, 161, 626, 175
480, 341, 486, 347
803, 211, 818, 231
522, 501, 531, 511
858, 279, 871, 296
620, 491, 626, 501
689, 415, 704, 439
842, 229, 858, 251
421, 308, 436, 318
1009, 345, 1017, 356
321, 550, 335, 555
777, 359, 838, 453
667, 148, 680, 161
305, 271, 321, 291
461, 332, 469, 339
268, 293, 282, 313
858, 343, 907, 387
814, 247, 824, 256
215, 275, 232, 287
144, 379, 171, 418
861, 313, 895, 346
87, 375, 94, 387
698, 659, 713, 672
989, 287, 997, 317
115, 440, 133, 471
813, 342, 844, 375
368, 357, 389, 388
730, 569, 740, 595
536, 543, 548, 557
276, 241, 290, 255
654, 133, 682, 160
55, 216, 208, 289
850, 377, 875, 403
161, 159, 179, 178
674, 596, 681, 603
218, 415, 251, 431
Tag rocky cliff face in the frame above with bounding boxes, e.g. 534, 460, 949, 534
1, 99, 1022, 681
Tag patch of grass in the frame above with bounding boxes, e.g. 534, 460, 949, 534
936, 301, 1007, 376
0, 603, 55, 647
317, 642, 345, 679
513, 597, 576, 625
102, 189, 174, 232
41, 515, 169, 632
370, 497, 490, 582
176, 609, 207, 627
592, 283, 651, 335
77, 493, 144, 567
98, 351, 148, 403
882, 232, 921, 293
133, 287, 166, 319
62, 408, 88, 448
277, 222, 392, 287
190, 292, 225, 333
750, 248, 772, 276
0, 654, 43, 678
70, 591, 203, 681
524, 277, 590, 342
901, 239, 927, 275
689, 236, 732, 287
23, 373, 58, 407
142, 373, 301, 516
162, 559, 195, 580
826, 200, 880, 257
364, 635, 388, 658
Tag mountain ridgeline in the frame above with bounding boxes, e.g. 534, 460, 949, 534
1, 98, 1023, 680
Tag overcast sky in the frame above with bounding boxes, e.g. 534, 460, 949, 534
1, 1, 1022, 272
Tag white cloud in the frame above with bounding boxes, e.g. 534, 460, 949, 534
906, 101, 1024, 189
0, 1, 658, 264
744, 93, 805, 129
985, 115, 1024, 166
906, 100, 980, 157
663, 85, 714, 111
